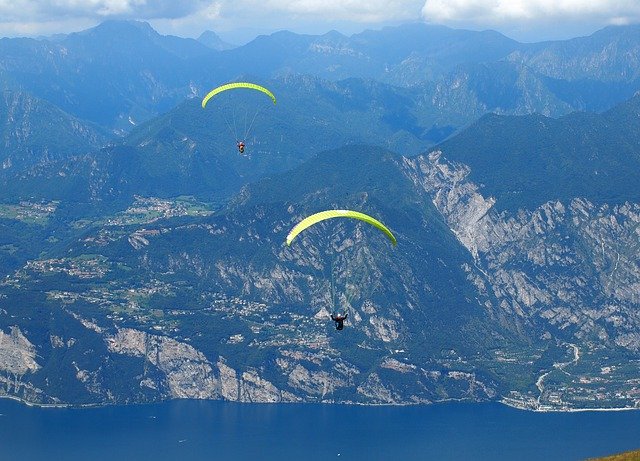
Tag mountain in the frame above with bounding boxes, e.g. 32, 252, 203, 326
197, 31, 235, 51
507, 25, 640, 111
509, 25, 640, 82
434, 94, 640, 211
0, 90, 108, 171
414, 60, 576, 119
0, 20, 213, 132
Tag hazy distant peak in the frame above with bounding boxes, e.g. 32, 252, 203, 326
603, 91, 640, 118
321, 30, 347, 40
269, 29, 308, 40
80, 19, 158, 38
589, 23, 640, 38
197, 30, 236, 51
353, 22, 514, 42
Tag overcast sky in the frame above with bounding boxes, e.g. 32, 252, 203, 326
0, 0, 639, 44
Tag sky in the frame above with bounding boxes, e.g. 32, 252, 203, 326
0, 0, 639, 44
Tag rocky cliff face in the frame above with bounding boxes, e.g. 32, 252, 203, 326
404, 151, 640, 409
107, 328, 219, 399
0, 326, 49, 403
405, 151, 640, 349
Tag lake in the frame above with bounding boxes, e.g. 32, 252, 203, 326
1, 398, 639, 460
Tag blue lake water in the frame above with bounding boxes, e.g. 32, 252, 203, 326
1, 398, 639, 461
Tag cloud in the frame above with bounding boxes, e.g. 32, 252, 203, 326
232, 0, 424, 22
0, 0, 423, 23
148, 2, 222, 37
0, 0, 212, 21
421, 0, 640, 25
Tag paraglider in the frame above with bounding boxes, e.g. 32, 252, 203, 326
330, 313, 348, 331
201, 82, 276, 155
286, 210, 397, 247
286, 209, 396, 330
201, 82, 277, 109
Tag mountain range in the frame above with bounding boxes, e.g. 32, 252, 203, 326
0, 21, 639, 410
1, 20, 638, 133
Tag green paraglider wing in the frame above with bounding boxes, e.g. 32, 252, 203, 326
286, 210, 397, 246
201, 82, 277, 108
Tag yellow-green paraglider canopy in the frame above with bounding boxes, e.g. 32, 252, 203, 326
201, 82, 277, 109
286, 210, 397, 246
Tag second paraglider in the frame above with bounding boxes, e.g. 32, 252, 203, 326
286, 209, 396, 331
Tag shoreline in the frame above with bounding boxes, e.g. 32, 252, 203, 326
0, 394, 103, 410
499, 397, 640, 413
2, 393, 639, 413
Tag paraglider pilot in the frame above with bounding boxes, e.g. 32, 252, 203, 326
237, 141, 245, 154
331, 313, 348, 331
